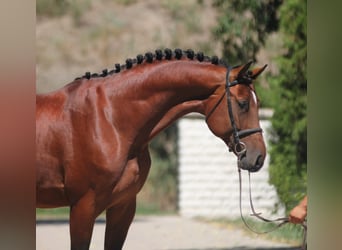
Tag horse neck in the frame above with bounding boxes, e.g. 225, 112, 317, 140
105, 60, 226, 147
148, 99, 205, 141
108, 60, 225, 100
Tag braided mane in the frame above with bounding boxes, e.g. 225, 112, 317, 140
75, 48, 228, 80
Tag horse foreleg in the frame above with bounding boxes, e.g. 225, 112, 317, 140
69, 190, 97, 250
104, 200, 136, 250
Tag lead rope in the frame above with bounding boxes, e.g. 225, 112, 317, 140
238, 168, 288, 234
238, 168, 307, 249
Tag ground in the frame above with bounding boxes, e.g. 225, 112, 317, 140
36, 215, 301, 250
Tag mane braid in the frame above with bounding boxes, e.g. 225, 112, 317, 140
145, 52, 153, 63
211, 56, 219, 65
101, 69, 108, 77
155, 49, 163, 60
126, 59, 133, 69
174, 48, 183, 59
164, 48, 172, 60
115, 64, 121, 73
75, 48, 228, 80
196, 52, 204, 62
136, 54, 144, 64
186, 49, 195, 59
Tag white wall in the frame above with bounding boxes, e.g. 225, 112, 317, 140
177, 109, 285, 219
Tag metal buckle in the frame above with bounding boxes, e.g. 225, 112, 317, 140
235, 141, 246, 156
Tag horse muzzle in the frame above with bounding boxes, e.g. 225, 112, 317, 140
238, 151, 264, 172
227, 127, 265, 173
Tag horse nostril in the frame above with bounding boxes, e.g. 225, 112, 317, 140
256, 155, 264, 167
250, 155, 264, 172
238, 154, 264, 172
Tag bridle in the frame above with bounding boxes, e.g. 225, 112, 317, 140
224, 66, 262, 157
205, 66, 262, 157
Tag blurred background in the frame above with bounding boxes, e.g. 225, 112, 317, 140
36, 0, 306, 225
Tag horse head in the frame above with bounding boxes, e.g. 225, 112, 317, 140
204, 62, 267, 172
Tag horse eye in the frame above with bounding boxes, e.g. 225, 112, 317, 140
238, 100, 249, 111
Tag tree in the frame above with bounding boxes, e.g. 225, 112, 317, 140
268, 0, 307, 212
212, 0, 283, 107
212, 0, 282, 65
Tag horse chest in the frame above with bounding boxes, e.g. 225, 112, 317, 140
107, 158, 148, 206
36, 163, 68, 207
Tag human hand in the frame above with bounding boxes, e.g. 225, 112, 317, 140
288, 196, 307, 224
289, 205, 306, 224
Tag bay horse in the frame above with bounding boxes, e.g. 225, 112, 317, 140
36, 48, 267, 250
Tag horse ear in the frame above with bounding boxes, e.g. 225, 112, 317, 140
250, 64, 267, 79
237, 61, 253, 78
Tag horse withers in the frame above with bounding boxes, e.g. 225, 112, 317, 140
36, 48, 267, 250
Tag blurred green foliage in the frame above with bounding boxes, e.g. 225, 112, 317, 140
268, 0, 307, 212
212, 0, 283, 108
213, 0, 307, 212
212, 0, 282, 64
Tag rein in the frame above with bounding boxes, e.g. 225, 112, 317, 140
237, 168, 289, 234
237, 167, 307, 249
